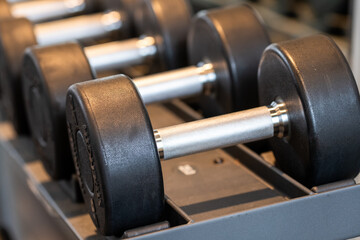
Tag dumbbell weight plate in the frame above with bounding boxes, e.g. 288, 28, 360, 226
0, 18, 36, 133
22, 43, 95, 179
136, 0, 192, 70
258, 35, 360, 186
0, 0, 11, 18
188, 5, 270, 116
101, 0, 140, 36
66, 76, 163, 236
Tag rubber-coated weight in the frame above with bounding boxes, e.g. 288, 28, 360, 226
66, 75, 163, 236
188, 4, 270, 116
136, 0, 193, 70
22, 43, 95, 179
0, 18, 36, 133
258, 35, 360, 187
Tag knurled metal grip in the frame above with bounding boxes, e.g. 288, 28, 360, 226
153, 101, 289, 161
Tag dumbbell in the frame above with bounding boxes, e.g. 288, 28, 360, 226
117, 5, 270, 117
0, 0, 100, 22
0, 0, 153, 134
21, 0, 192, 179
66, 35, 360, 235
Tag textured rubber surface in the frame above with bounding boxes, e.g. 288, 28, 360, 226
136, 0, 192, 70
188, 4, 270, 116
0, 18, 36, 134
22, 43, 95, 179
258, 35, 360, 187
66, 75, 163, 236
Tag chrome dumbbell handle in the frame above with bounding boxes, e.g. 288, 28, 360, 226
84, 36, 158, 73
134, 63, 216, 104
11, 0, 88, 23
155, 99, 289, 160
34, 11, 124, 45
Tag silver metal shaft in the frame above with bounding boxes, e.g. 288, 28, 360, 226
10, 0, 87, 23
155, 101, 289, 160
134, 63, 216, 104
34, 11, 124, 46
84, 36, 157, 74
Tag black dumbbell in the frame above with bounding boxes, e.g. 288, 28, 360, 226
0, 0, 100, 22
0, 0, 151, 134
21, 0, 192, 179
66, 35, 360, 235
121, 6, 270, 116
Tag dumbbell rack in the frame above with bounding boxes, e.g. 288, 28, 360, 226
1, 100, 360, 239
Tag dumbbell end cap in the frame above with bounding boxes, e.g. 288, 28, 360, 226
22, 42, 94, 179
66, 75, 164, 235
259, 34, 360, 187
0, 17, 36, 134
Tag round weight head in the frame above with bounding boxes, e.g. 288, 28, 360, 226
100, 0, 141, 37
22, 43, 95, 180
258, 35, 360, 187
0, 17, 36, 134
135, 0, 192, 70
66, 75, 163, 235
0, 0, 11, 19
188, 4, 270, 116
